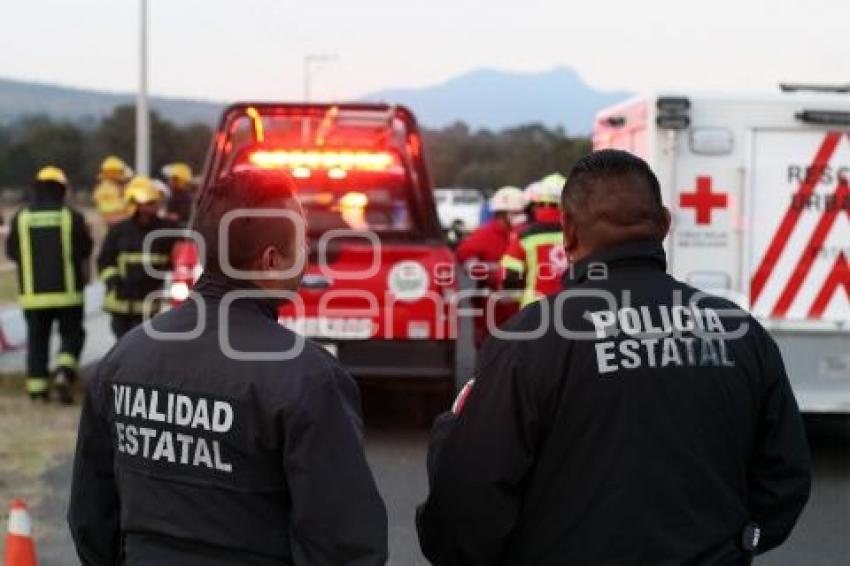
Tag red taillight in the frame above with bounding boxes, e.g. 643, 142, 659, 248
248, 149, 400, 173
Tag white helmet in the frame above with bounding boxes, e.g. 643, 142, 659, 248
489, 186, 525, 212
532, 173, 565, 205
523, 181, 542, 205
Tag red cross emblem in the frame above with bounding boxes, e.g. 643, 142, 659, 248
680, 176, 728, 225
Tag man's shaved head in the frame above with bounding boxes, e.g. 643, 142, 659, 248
561, 150, 670, 258
193, 170, 303, 277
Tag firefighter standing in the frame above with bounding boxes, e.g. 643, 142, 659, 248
457, 186, 526, 346
92, 156, 132, 226
69, 171, 388, 565
417, 150, 811, 565
98, 176, 178, 339
500, 174, 568, 307
6, 167, 93, 403
162, 162, 195, 226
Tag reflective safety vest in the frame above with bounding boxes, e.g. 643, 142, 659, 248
7, 207, 92, 310
98, 216, 178, 316
93, 180, 129, 224
501, 221, 567, 307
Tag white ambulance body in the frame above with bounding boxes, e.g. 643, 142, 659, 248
594, 91, 850, 413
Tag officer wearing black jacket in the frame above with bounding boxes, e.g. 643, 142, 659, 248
69, 171, 388, 565
417, 150, 811, 565
6, 166, 93, 403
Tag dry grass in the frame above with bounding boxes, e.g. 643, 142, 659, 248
0, 267, 19, 306
0, 376, 80, 536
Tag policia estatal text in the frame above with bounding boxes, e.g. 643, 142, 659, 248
69, 171, 387, 565
6, 167, 93, 403
417, 150, 811, 565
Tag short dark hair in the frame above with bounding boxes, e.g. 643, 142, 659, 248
192, 171, 300, 275
562, 149, 665, 244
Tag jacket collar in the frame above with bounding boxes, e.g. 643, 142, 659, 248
564, 239, 667, 286
193, 273, 279, 320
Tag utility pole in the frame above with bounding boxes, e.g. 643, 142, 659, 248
136, 0, 150, 176
303, 53, 338, 102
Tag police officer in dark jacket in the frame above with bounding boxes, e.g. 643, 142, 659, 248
6, 166, 93, 403
69, 171, 388, 565
98, 176, 178, 339
417, 150, 811, 565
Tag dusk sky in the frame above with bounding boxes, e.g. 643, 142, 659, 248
2, 0, 849, 102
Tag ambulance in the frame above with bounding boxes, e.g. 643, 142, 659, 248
593, 87, 850, 412
176, 103, 474, 389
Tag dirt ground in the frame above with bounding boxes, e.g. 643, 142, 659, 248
0, 377, 81, 555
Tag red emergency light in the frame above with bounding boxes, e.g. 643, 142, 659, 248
248, 149, 401, 173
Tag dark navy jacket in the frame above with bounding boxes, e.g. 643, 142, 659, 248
418, 240, 810, 566
69, 275, 388, 565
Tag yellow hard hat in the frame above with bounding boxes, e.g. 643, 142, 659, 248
35, 166, 68, 186
125, 176, 162, 205
162, 162, 193, 184
101, 155, 128, 174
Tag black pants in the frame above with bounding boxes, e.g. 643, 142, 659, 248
111, 314, 144, 339
24, 306, 85, 384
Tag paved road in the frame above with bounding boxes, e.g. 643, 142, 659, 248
363, 390, 850, 566
32, 383, 849, 566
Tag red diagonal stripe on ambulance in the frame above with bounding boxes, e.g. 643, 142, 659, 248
771, 178, 850, 317
808, 252, 850, 318
750, 131, 842, 305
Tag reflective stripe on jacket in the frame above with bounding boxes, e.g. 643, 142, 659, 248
6, 205, 93, 310
501, 222, 565, 307
97, 216, 178, 315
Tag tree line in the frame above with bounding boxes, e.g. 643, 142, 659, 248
0, 105, 212, 193
0, 108, 590, 194
423, 122, 591, 188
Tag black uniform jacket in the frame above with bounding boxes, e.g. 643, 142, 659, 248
69, 275, 388, 566
97, 215, 179, 312
417, 240, 811, 566
6, 186, 92, 301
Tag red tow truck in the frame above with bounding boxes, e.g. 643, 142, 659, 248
171, 103, 475, 388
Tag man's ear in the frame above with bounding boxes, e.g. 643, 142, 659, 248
260, 245, 280, 272
562, 210, 579, 257
659, 206, 672, 240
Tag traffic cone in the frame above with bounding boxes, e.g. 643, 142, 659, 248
4, 499, 37, 566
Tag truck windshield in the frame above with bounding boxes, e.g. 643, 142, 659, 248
296, 177, 414, 237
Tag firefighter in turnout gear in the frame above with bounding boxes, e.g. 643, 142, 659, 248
457, 186, 526, 347
98, 176, 179, 339
162, 161, 196, 227
69, 171, 388, 565
92, 155, 132, 226
500, 174, 568, 307
6, 167, 93, 403
417, 151, 811, 565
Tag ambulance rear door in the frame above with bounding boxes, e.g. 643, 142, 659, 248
664, 98, 744, 302
748, 127, 850, 323
747, 117, 850, 412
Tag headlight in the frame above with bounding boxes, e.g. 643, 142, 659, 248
170, 282, 190, 302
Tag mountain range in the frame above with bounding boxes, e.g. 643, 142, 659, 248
0, 67, 630, 133
364, 67, 630, 133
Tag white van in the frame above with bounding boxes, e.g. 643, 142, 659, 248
594, 87, 850, 412
435, 188, 484, 233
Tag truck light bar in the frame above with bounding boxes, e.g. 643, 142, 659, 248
249, 150, 400, 172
